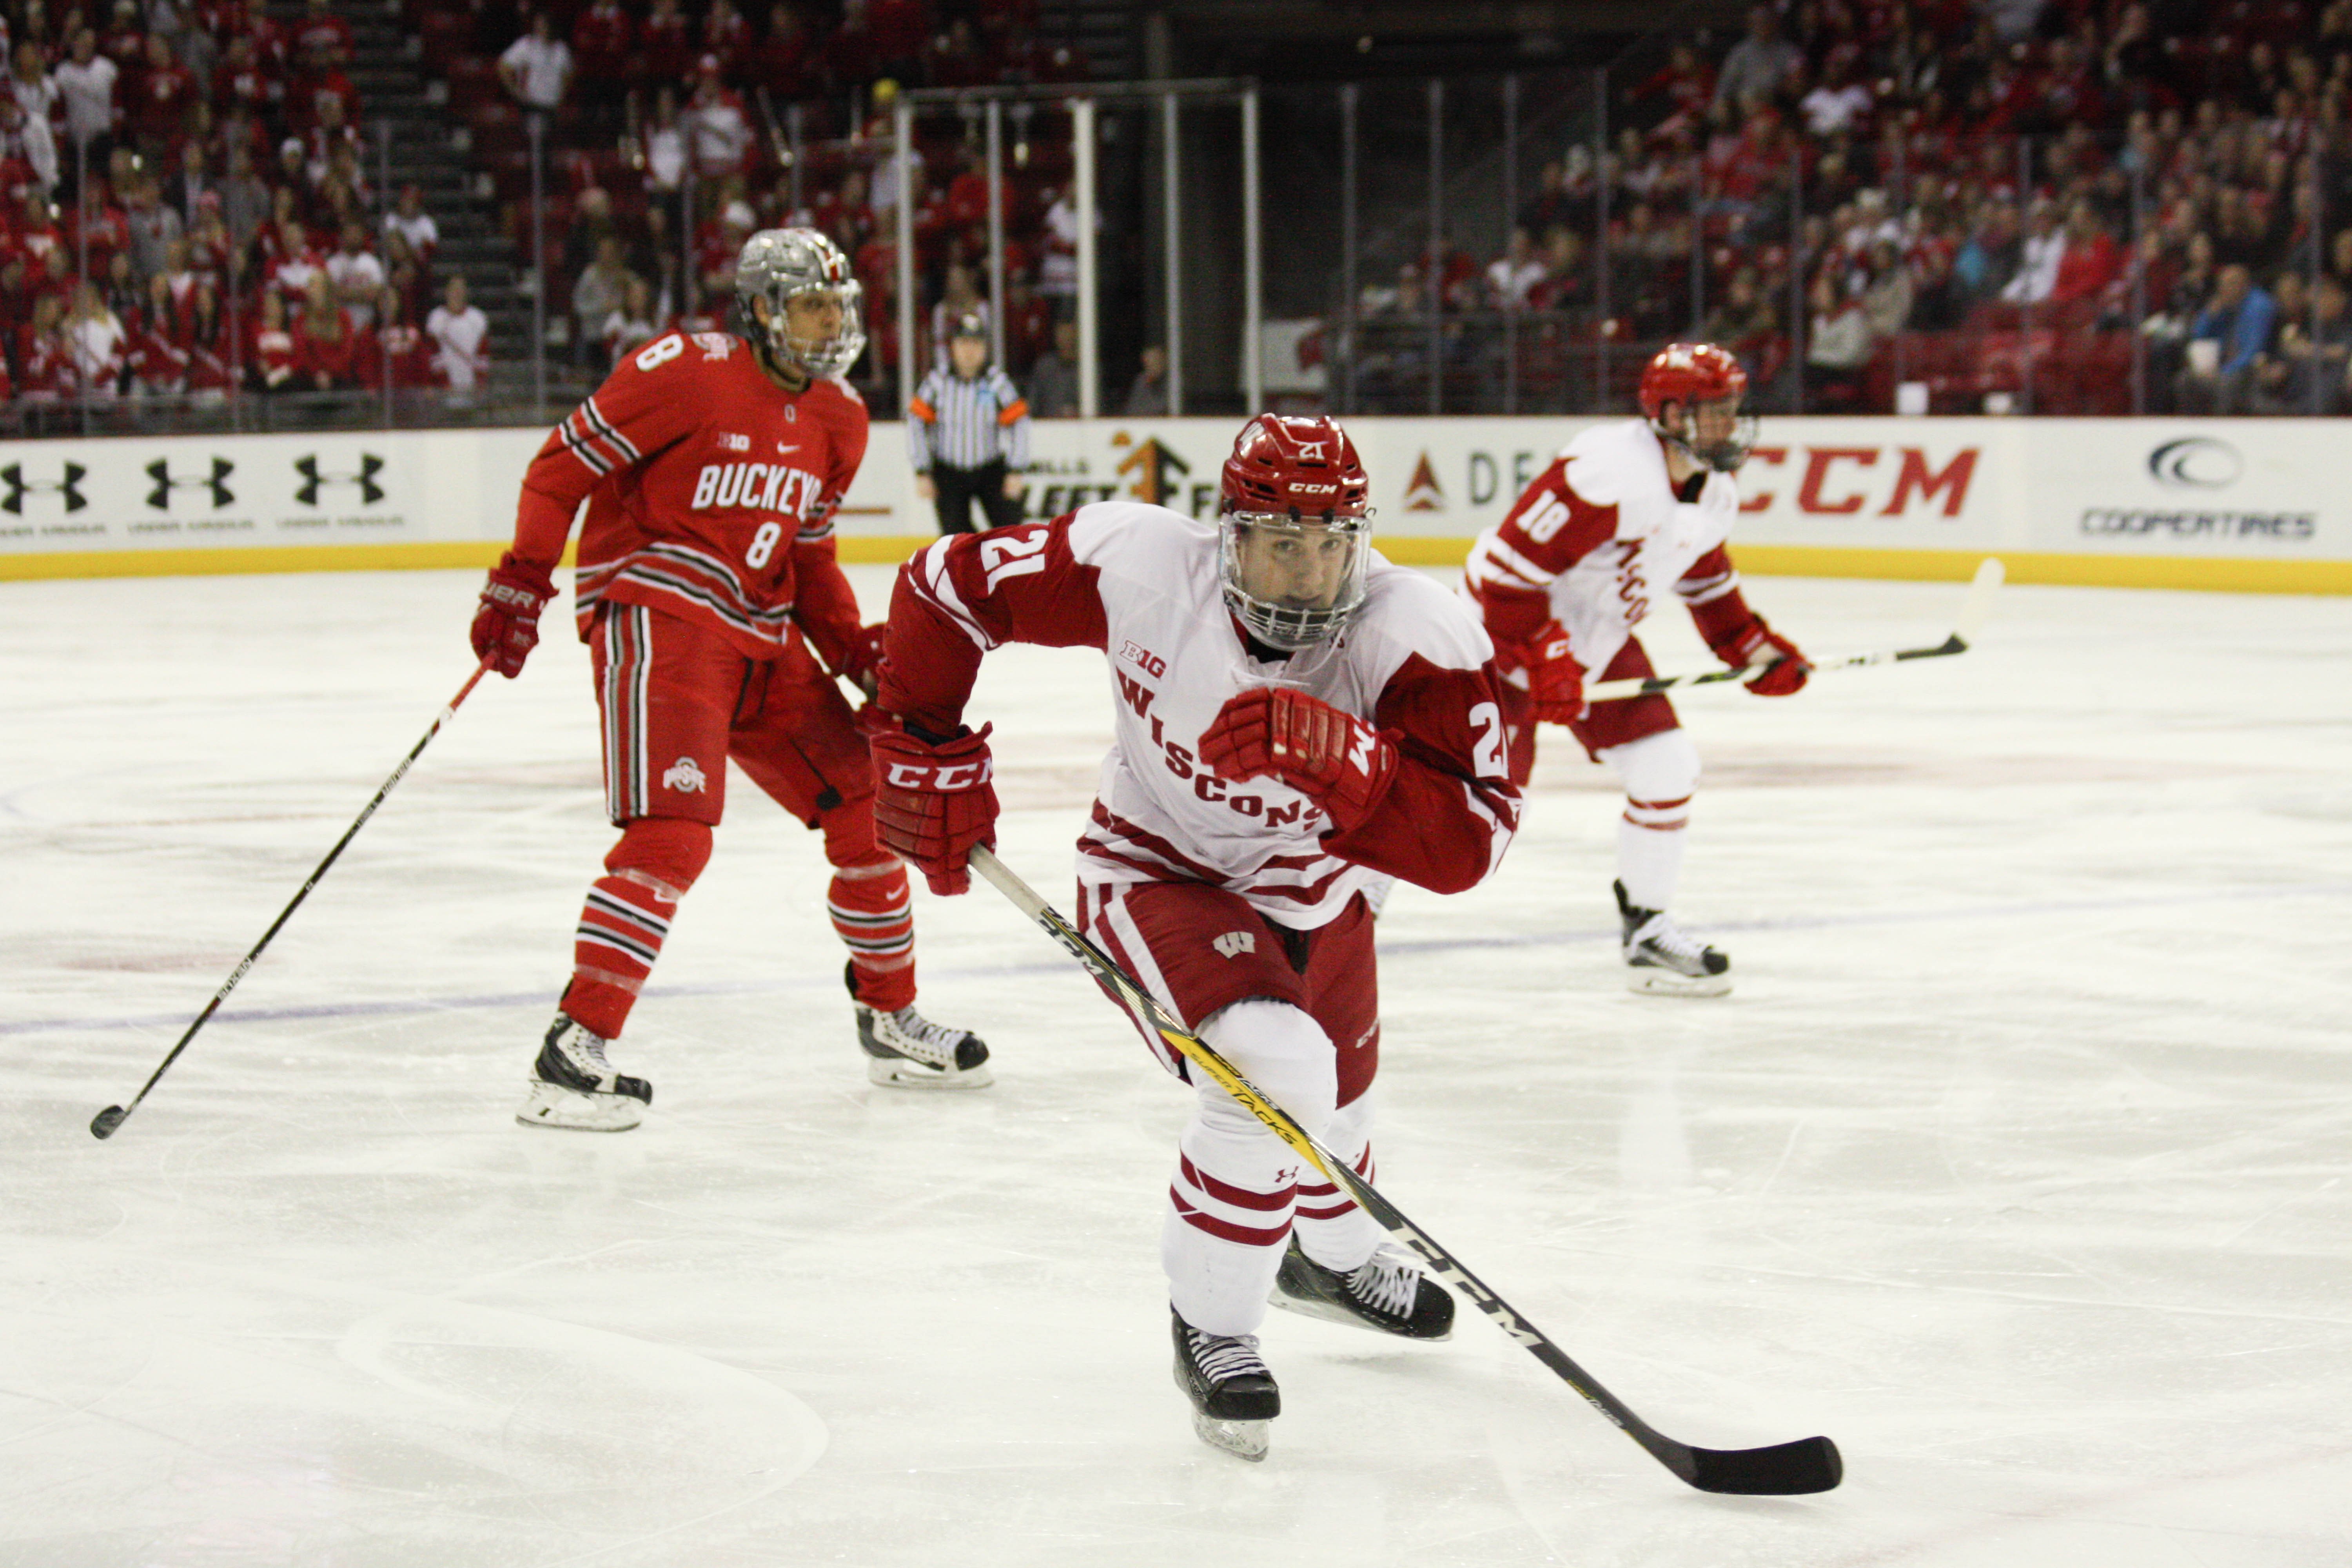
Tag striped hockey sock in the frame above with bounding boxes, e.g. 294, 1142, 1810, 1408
831, 858, 915, 1013
560, 871, 676, 1040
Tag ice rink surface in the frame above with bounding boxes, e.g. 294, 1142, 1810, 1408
3, 562, 2348, 1568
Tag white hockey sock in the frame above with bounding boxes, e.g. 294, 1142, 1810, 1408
1617, 813, 1688, 911
1600, 730, 1700, 911
1163, 1000, 1336, 1337
1291, 1095, 1383, 1272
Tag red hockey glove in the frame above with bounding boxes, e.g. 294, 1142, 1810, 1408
1525, 622, 1588, 724
1722, 617, 1809, 697
470, 552, 556, 678
837, 622, 888, 697
869, 718, 998, 896
1198, 687, 1398, 833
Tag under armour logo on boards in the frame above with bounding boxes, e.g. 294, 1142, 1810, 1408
146, 458, 235, 509
294, 453, 385, 506
2, 462, 87, 514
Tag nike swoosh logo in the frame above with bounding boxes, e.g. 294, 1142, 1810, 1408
775, 443, 800, 453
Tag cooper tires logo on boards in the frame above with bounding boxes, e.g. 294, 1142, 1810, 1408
2147, 437, 2242, 489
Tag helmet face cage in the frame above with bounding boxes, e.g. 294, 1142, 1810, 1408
1655, 397, 1758, 474
735, 228, 867, 379
1217, 511, 1372, 651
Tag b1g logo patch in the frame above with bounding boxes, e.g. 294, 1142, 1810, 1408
663, 756, 708, 794
1212, 931, 1256, 959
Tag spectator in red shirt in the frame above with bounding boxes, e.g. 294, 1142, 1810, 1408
127, 270, 189, 390
128, 33, 196, 158
372, 282, 436, 388
2049, 200, 2123, 311
571, 0, 635, 96
211, 34, 280, 125
637, 0, 693, 87
292, 269, 371, 389
701, 0, 751, 82
180, 275, 236, 394
249, 284, 296, 388
13, 290, 78, 401
292, 0, 353, 70
748, 3, 813, 97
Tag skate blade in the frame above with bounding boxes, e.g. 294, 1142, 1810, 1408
1192, 1411, 1269, 1462
516, 1080, 644, 1131
1266, 1290, 1452, 1341
866, 1056, 995, 1091
1626, 967, 1733, 998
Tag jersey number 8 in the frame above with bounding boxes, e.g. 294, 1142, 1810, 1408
746, 521, 783, 568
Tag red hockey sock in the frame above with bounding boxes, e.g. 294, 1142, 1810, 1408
559, 818, 711, 1039
831, 857, 915, 1012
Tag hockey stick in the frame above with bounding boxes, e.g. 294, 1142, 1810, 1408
90, 660, 495, 1141
1581, 556, 2004, 703
967, 844, 1842, 1495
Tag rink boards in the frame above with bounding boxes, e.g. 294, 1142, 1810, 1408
2, 415, 2345, 592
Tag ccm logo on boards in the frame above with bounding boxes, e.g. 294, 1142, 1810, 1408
1739, 446, 1979, 518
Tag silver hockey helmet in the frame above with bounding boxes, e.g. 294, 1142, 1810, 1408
735, 227, 867, 379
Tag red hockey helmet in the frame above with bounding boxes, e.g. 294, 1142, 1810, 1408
1217, 415, 1374, 650
1637, 342, 1754, 472
1218, 414, 1371, 521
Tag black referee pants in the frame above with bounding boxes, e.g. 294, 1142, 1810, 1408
929, 459, 1026, 534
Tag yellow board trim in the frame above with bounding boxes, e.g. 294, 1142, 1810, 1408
1374, 537, 2352, 595
7, 535, 2347, 593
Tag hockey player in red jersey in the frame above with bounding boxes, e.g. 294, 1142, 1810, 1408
469, 227, 989, 1132
867, 415, 1521, 1459
1463, 342, 1809, 997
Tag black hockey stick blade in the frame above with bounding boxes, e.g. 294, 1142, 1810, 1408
1679, 1433, 1843, 1495
89, 661, 493, 1141
968, 845, 1844, 1496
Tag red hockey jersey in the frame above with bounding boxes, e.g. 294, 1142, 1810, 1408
510, 328, 869, 670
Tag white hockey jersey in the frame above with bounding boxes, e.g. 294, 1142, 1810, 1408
1460, 417, 1747, 677
882, 500, 1521, 928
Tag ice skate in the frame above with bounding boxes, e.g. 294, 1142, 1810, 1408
1171, 1309, 1279, 1462
855, 999, 993, 1089
1270, 1236, 1454, 1340
516, 1013, 652, 1131
1616, 880, 1731, 997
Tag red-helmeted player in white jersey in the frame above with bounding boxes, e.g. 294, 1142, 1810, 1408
866, 415, 1521, 1460
468, 228, 989, 1133
1463, 342, 1810, 997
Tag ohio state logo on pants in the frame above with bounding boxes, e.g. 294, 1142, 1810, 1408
663, 756, 708, 793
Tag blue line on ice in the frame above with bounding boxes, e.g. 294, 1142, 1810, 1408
9, 880, 2345, 1039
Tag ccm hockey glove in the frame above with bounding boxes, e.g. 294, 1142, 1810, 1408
1721, 617, 1810, 697
470, 552, 556, 678
1524, 621, 1588, 723
869, 719, 998, 896
1198, 686, 1398, 834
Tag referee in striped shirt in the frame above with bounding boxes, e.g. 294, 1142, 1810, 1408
908, 314, 1032, 534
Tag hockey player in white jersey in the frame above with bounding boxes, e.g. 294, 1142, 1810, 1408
866, 415, 1522, 1460
1463, 343, 1810, 996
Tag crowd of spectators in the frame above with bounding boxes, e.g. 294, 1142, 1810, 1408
434, 0, 1091, 397
1364, 0, 2352, 415
0, 0, 489, 414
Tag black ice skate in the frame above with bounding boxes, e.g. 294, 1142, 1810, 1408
1616, 880, 1732, 997
1270, 1236, 1454, 1340
517, 1013, 652, 1131
851, 968, 993, 1088
1171, 1308, 1280, 1462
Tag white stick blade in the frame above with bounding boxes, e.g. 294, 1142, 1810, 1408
1955, 557, 2005, 644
